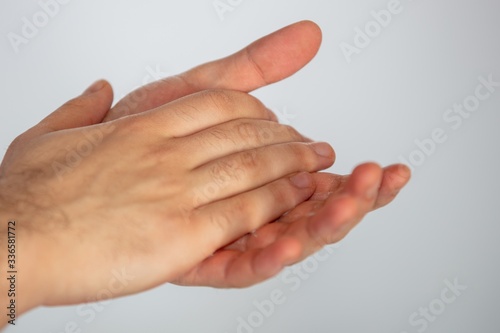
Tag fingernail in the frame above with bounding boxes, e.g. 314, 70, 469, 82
311, 142, 333, 157
290, 172, 313, 189
397, 164, 412, 181
83, 80, 106, 95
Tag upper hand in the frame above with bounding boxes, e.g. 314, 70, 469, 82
0, 84, 333, 312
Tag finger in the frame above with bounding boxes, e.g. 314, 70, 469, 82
308, 164, 411, 205
18, 80, 113, 142
222, 164, 408, 267
307, 163, 383, 247
191, 172, 315, 247
104, 20, 322, 121
308, 172, 346, 201
177, 119, 310, 168
238, 191, 368, 257
374, 164, 411, 209
279, 165, 384, 224
343, 163, 383, 209
136, 89, 274, 138
189, 142, 335, 206
174, 237, 302, 288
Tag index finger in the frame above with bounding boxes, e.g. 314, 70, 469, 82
127, 89, 275, 138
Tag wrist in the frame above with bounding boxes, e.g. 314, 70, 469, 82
0, 196, 46, 324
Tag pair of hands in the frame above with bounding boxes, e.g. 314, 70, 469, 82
0, 21, 410, 317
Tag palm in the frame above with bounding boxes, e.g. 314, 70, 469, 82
173, 164, 409, 287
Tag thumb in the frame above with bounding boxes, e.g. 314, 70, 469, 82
2, 80, 114, 169
40, 80, 114, 133
19, 80, 114, 143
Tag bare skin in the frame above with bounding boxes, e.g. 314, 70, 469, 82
0, 21, 409, 325
104, 21, 411, 287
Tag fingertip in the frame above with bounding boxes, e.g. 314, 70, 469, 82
386, 164, 412, 188
354, 161, 383, 174
331, 145, 337, 165
82, 79, 108, 95
82, 79, 114, 110
350, 162, 384, 198
396, 164, 412, 182
285, 20, 323, 61
243, 20, 323, 88
102, 80, 114, 104
295, 20, 322, 43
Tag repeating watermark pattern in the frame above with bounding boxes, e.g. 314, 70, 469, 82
7, 0, 73, 54
340, 0, 423, 64
399, 278, 467, 333
46, 268, 135, 333
213, 0, 244, 21
233, 244, 340, 333
398, 74, 499, 172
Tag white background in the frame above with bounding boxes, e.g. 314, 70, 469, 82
1, 0, 499, 332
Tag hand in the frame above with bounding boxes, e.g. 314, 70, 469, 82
175, 163, 410, 287
101, 20, 411, 287
0, 83, 334, 315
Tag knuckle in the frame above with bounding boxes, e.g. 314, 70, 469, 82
203, 89, 269, 119
288, 143, 317, 169
209, 151, 257, 184
208, 208, 232, 233
283, 124, 303, 140
171, 105, 196, 123
239, 150, 259, 170
113, 115, 146, 136
209, 159, 240, 185
269, 182, 292, 207
256, 124, 276, 144
246, 96, 270, 118
8, 134, 26, 150
223, 196, 258, 233
236, 121, 261, 143
229, 195, 251, 218
146, 143, 180, 166
236, 120, 278, 145
208, 128, 230, 141
202, 89, 235, 111
201, 127, 232, 149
